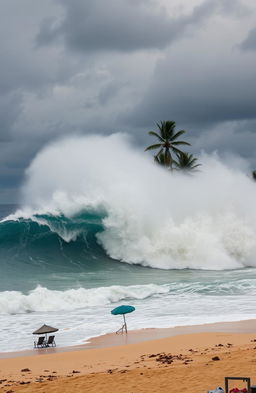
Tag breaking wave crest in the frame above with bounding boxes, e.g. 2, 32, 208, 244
1, 133, 256, 270
2, 277, 256, 315
0, 284, 169, 315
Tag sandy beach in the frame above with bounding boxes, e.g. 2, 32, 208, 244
1, 320, 256, 393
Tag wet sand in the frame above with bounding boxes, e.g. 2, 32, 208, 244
1, 319, 256, 393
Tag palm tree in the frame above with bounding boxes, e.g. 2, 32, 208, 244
154, 152, 169, 167
252, 170, 256, 181
145, 121, 191, 169
173, 152, 201, 172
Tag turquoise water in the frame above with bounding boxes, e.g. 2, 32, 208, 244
1, 134, 256, 352
0, 203, 256, 352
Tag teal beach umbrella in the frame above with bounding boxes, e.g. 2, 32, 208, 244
111, 305, 135, 334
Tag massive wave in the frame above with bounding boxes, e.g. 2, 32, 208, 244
1, 133, 256, 270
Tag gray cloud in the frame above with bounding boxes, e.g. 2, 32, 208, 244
0, 140, 40, 202
36, 0, 173, 51
241, 27, 256, 51
36, 0, 230, 53
0, 1, 63, 94
0, 93, 23, 141
0, 0, 256, 203
190, 120, 256, 170
128, 33, 256, 131
98, 80, 127, 106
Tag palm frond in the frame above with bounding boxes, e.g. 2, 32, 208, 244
165, 120, 176, 130
172, 159, 179, 168
172, 146, 185, 156
171, 141, 191, 146
156, 122, 166, 140
155, 147, 164, 156
164, 121, 176, 139
171, 130, 186, 141
188, 158, 200, 166
191, 164, 201, 169
148, 131, 165, 142
145, 121, 192, 171
144, 143, 162, 152
154, 152, 166, 165
174, 152, 201, 171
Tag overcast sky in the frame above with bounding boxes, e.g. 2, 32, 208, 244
0, 0, 256, 202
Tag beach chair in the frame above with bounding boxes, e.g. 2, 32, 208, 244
225, 377, 251, 393
46, 335, 56, 347
34, 336, 46, 348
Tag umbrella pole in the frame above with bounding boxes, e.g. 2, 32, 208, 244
123, 314, 127, 333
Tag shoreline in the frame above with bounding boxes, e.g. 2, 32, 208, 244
1, 319, 256, 392
1, 318, 256, 359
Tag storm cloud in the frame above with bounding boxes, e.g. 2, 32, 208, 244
0, 0, 256, 202
241, 26, 256, 50
36, 0, 217, 52
130, 36, 256, 128
36, 0, 251, 53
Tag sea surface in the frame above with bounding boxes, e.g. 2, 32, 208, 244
1, 134, 256, 353
0, 201, 256, 353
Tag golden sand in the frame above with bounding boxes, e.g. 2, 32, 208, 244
1, 320, 256, 393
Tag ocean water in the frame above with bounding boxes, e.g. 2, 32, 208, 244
0, 134, 256, 353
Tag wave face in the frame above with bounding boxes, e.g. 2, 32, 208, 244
2, 133, 256, 271
2, 276, 256, 315
0, 284, 169, 315
0, 211, 104, 260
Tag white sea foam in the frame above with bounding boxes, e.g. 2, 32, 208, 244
1, 279, 256, 352
0, 284, 169, 315
2, 278, 256, 315
17, 133, 256, 270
